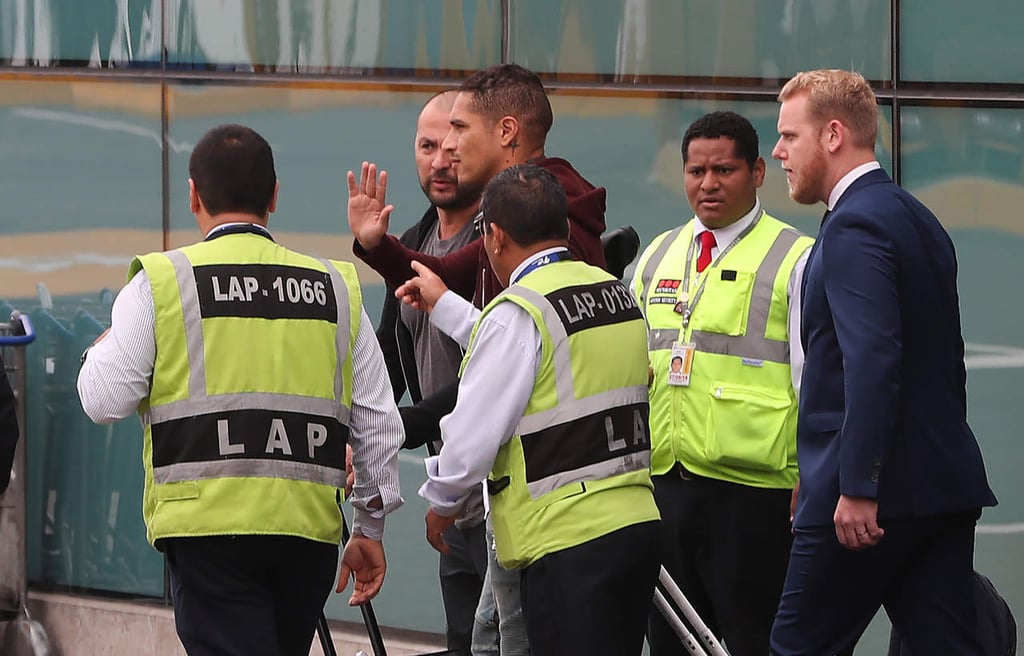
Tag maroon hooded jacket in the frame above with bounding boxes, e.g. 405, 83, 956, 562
353, 156, 607, 308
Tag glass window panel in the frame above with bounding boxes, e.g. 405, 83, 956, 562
543, 95, 891, 250
166, 0, 501, 73
508, 0, 891, 81
0, 0, 162, 67
0, 79, 164, 596
901, 0, 1024, 83
167, 82, 448, 631
899, 105, 1024, 621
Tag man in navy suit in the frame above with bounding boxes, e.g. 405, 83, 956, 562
767, 69, 998, 655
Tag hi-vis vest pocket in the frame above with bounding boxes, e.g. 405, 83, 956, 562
153, 481, 200, 501
703, 382, 791, 472
688, 269, 755, 336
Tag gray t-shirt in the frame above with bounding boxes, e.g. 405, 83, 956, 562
399, 218, 477, 399
400, 218, 485, 528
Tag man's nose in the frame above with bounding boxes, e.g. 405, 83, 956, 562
771, 139, 784, 160
432, 147, 451, 171
441, 127, 457, 155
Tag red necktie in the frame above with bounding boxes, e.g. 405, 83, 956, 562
696, 230, 717, 273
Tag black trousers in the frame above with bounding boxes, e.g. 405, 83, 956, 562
647, 471, 794, 656
770, 510, 983, 656
439, 521, 488, 653
164, 535, 338, 656
521, 520, 661, 656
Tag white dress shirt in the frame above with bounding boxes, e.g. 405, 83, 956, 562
417, 248, 568, 515
77, 226, 404, 539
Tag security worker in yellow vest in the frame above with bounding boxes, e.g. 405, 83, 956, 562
633, 112, 813, 656
402, 164, 661, 656
77, 124, 405, 656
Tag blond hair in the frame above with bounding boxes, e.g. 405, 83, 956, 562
779, 70, 878, 149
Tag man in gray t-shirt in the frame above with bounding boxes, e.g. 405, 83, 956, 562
373, 90, 489, 655
399, 219, 476, 410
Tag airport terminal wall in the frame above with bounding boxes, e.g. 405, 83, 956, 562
0, 2, 1022, 652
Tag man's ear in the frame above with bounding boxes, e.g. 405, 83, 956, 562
267, 180, 280, 215
498, 116, 521, 148
752, 157, 766, 187
824, 119, 844, 154
188, 178, 201, 215
489, 221, 509, 254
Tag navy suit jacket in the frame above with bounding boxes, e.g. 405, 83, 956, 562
795, 168, 997, 528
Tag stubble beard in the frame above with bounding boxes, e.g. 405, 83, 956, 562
788, 147, 828, 205
422, 173, 476, 211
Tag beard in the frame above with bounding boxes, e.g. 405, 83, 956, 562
421, 172, 481, 211
788, 145, 829, 205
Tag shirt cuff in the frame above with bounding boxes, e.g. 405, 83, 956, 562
418, 455, 470, 516
351, 510, 385, 541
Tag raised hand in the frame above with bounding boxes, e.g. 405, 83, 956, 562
347, 161, 394, 250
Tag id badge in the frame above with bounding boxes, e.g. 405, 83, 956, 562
667, 342, 695, 387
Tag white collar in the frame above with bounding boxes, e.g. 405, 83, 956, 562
827, 161, 882, 210
692, 198, 762, 249
203, 221, 272, 239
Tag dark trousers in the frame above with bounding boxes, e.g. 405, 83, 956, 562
439, 521, 489, 654
164, 535, 338, 656
521, 520, 661, 656
770, 510, 983, 656
647, 471, 794, 656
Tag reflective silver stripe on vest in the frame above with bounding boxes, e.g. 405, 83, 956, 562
153, 459, 343, 486
526, 451, 651, 499
639, 226, 684, 305
645, 227, 803, 365
503, 285, 576, 404
317, 258, 351, 406
648, 328, 681, 351
516, 385, 649, 436
167, 250, 207, 399
149, 392, 349, 425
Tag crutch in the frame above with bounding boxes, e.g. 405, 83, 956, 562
655, 565, 731, 656
315, 497, 388, 656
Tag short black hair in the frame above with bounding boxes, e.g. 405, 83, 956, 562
681, 111, 760, 170
480, 164, 567, 247
460, 64, 553, 146
189, 124, 277, 217
671, 356, 683, 364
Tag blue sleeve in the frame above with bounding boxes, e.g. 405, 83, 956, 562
822, 211, 901, 499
